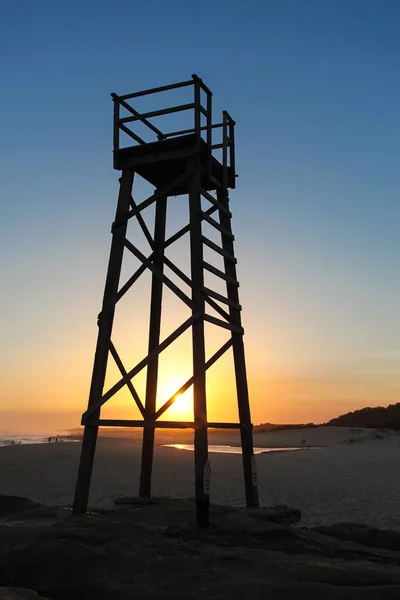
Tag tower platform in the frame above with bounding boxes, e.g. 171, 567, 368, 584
114, 134, 235, 193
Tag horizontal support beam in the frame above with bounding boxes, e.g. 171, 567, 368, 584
204, 314, 244, 334
201, 235, 237, 263
202, 261, 239, 286
115, 79, 194, 101
120, 103, 195, 124
83, 419, 245, 430
163, 122, 223, 139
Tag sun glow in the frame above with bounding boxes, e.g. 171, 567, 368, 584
156, 374, 193, 421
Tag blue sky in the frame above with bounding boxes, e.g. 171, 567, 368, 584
1, 0, 400, 429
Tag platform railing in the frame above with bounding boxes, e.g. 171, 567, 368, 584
111, 74, 235, 179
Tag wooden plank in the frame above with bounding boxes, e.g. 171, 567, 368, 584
72, 425, 98, 513
163, 256, 192, 287
202, 260, 239, 286
120, 103, 195, 124
164, 122, 222, 139
200, 188, 232, 216
222, 113, 228, 188
130, 197, 154, 249
117, 79, 193, 101
140, 194, 167, 497
216, 187, 259, 508
206, 172, 224, 190
83, 316, 198, 419
203, 286, 241, 310
200, 210, 234, 240
228, 115, 236, 187
116, 261, 149, 302
205, 338, 233, 369
109, 342, 145, 417
191, 74, 213, 96
189, 153, 209, 528
154, 376, 194, 420
119, 123, 145, 145
204, 295, 230, 322
73, 169, 135, 514
206, 92, 212, 148
201, 235, 237, 263
84, 418, 244, 429
204, 313, 243, 334
113, 96, 120, 151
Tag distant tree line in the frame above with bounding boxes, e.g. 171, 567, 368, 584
325, 403, 400, 430
253, 403, 400, 432
253, 423, 316, 433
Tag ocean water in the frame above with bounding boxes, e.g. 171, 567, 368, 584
163, 444, 306, 455
0, 433, 78, 447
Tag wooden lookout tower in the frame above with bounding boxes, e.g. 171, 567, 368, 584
73, 74, 259, 526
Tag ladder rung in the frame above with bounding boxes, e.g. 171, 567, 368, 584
200, 188, 232, 217
201, 236, 237, 263
202, 261, 239, 287
203, 287, 241, 311
200, 211, 234, 240
204, 314, 244, 334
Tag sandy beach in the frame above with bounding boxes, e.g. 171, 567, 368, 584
1, 426, 400, 530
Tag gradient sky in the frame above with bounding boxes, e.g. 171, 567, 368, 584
1, 0, 400, 433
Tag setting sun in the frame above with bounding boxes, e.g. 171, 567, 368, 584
156, 374, 194, 421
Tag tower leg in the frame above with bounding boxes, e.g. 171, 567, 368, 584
139, 194, 167, 497
73, 169, 135, 513
217, 188, 259, 508
189, 162, 209, 527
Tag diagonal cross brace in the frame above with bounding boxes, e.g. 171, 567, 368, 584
113, 169, 192, 231
116, 233, 194, 310
155, 338, 234, 419
109, 341, 145, 417
130, 196, 154, 249
83, 315, 199, 420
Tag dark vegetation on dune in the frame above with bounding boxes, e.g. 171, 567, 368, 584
326, 403, 400, 430
254, 403, 400, 433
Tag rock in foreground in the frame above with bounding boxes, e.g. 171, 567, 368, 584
1, 496, 400, 599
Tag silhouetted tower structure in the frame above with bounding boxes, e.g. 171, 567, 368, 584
73, 75, 259, 526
